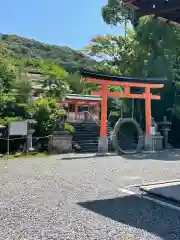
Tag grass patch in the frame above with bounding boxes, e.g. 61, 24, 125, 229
0, 152, 50, 160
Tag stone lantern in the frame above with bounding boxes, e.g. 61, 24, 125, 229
158, 116, 172, 149
27, 119, 37, 152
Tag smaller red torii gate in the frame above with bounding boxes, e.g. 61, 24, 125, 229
58, 94, 101, 120
80, 69, 164, 141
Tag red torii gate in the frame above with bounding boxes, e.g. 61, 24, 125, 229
80, 69, 164, 142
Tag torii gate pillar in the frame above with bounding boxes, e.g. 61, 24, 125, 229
98, 83, 109, 153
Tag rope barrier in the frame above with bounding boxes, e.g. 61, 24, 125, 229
131, 98, 134, 119
32, 135, 50, 139
0, 135, 51, 157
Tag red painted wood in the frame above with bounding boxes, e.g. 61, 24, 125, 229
89, 77, 164, 137
100, 83, 108, 137
91, 91, 161, 100
145, 87, 151, 136
87, 78, 164, 89
58, 99, 100, 106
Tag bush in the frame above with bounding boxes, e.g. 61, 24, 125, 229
33, 97, 67, 136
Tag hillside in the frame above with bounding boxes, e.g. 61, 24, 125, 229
0, 34, 94, 73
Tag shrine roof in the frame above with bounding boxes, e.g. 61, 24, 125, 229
124, 0, 180, 24
80, 69, 165, 84
65, 94, 101, 101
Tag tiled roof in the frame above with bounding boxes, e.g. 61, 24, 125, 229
66, 94, 101, 101
124, 0, 180, 24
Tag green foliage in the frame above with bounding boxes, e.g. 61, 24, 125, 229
40, 61, 68, 78
102, 0, 133, 25
102, 1, 180, 77
0, 34, 95, 74
66, 72, 85, 94
0, 33, 98, 98
0, 94, 31, 120
64, 122, 75, 133
85, 10, 180, 122
102, 0, 143, 27
33, 98, 66, 136
0, 34, 97, 137
0, 116, 23, 126
13, 69, 32, 103
34, 60, 71, 99
0, 55, 17, 93
85, 35, 137, 76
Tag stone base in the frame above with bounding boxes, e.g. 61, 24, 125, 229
145, 135, 163, 151
51, 135, 72, 154
98, 136, 108, 153
95, 152, 111, 157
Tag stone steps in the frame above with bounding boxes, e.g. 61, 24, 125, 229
70, 121, 113, 153
70, 121, 100, 152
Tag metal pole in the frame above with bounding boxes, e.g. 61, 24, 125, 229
121, 107, 123, 119
7, 124, 9, 159
131, 98, 134, 118
26, 133, 28, 154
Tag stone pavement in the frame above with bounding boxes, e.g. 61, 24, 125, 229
1, 153, 180, 239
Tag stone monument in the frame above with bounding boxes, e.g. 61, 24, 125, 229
27, 119, 37, 152
50, 117, 72, 154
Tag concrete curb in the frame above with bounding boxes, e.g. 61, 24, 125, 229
140, 180, 180, 204
140, 179, 180, 188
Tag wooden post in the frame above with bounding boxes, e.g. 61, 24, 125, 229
75, 103, 78, 120
97, 104, 100, 121
100, 83, 108, 137
90, 107, 93, 120
145, 87, 152, 136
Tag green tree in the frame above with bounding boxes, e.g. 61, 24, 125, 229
33, 98, 65, 136
101, 1, 180, 126
102, 1, 180, 77
0, 34, 96, 74
39, 61, 71, 99
0, 53, 16, 93
13, 68, 32, 103
102, 0, 134, 26
85, 34, 138, 76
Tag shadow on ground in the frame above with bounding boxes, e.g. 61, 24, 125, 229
61, 153, 117, 160
61, 149, 180, 161
60, 149, 180, 161
122, 149, 180, 161
78, 194, 180, 239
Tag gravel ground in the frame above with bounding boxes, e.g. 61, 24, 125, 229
0, 153, 180, 239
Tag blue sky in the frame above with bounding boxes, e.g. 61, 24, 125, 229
0, 0, 124, 50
